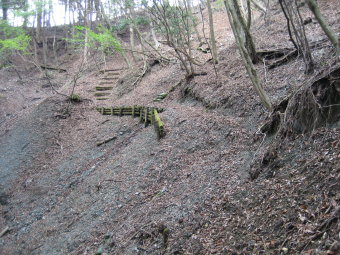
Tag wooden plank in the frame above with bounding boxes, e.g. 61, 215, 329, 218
95, 92, 111, 97
95, 86, 113, 91
101, 77, 119, 80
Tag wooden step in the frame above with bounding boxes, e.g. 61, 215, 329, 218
100, 68, 127, 73
99, 81, 114, 85
105, 72, 120, 76
96, 86, 113, 91
96, 106, 165, 139
101, 77, 118, 81
95, 92, 111, 97
96, 97, 110, 100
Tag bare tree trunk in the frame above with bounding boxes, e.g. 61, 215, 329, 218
239, 0, 246, 17
306, 0, 339, 53
246, 0, 251, 30
224, 0, 272, 111
23, 0, 28, 27
129, 24, 137, 63
232, 0, 258, 63
185, 0, 203, 45
36, 5, 43, 42
280, 0, 314, 73
206, 0, 218, 63
47, 0, 52, 27
127, 0, 137, 64
42, 31, 47, 65
83, 0, 89, 63
1, 0, 9, 20
64, 0, 68, 24
250, 0, 266, 13
150, 21, 160, 48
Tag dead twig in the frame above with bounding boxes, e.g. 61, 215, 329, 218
0, 226, 10, 237
96, 136, 117, 146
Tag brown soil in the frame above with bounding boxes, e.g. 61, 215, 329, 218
0, 1, 339, 255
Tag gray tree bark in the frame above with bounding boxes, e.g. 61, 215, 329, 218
206, 0, 218, 63
224, 0, 272, 111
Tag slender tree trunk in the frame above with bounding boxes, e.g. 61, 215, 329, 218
23, 0, 28, 27
64, 0, 68, 24
280, 0, 314, 73
240, 0, 246, 17
206, 0, 218, 63
1, 0, 9, 20
129, 25, 136, 62
83, 0, 89, 63
224, 0, 272, 111
42, 36, 48, 65
47, 0, 52, 27
37, 6, 43, 42
185, 0, 203, 45
246, 0, 251, 30
231, 0, 258, 63
150, 20, 160, 48
278, 0, 298, 50
128, 2, 137, 64
306, 0, 339, 53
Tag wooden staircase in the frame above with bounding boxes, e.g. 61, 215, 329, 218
94, 68, 126, 101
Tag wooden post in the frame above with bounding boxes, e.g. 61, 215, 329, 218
111, 107, 113, 115
153, 109, 164, 139
132, 105, 135, 118
144, 107, 148, 127
140, 107, 144, 122
150, 108, 154, 125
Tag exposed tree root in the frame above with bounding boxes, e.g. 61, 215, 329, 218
257, 38, 331, 69
260, 63, 340, 138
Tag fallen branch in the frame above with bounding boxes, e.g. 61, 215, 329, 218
40, 65, 67, 73
96, 136, 117, 146
0, 226, 10, 237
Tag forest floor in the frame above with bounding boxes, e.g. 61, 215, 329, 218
0, 1, 339, 255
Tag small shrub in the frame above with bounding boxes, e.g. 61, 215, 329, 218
69, 94, 81, 102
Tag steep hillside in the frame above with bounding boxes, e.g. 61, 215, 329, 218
0, 1, 339, 255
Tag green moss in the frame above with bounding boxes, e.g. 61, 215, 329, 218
69, 94, 81, 102
94, 92, 110, 97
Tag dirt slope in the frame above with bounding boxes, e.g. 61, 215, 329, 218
0, 1, 339, 255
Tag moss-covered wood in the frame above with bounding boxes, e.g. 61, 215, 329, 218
96, 97, 110, 100
95, 92, 111, 97
99, 81, 114, 85
153, 109, 164, 138
96, 106, 165, 139
96, 86, 113, 91
99, 68, 126, 73
104, 72, 120, 76
101, 77, 118, 80
96, 87, 112, 92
